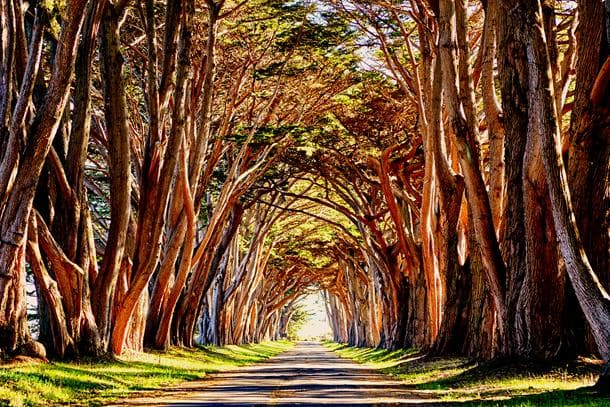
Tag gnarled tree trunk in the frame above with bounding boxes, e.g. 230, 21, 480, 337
523, 0, 610, 391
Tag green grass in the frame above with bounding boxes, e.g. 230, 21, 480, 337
0, 340, 293, 407
324, 341, 609, 406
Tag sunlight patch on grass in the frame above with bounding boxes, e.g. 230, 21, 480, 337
0, 340, 293, 407
324, 341, 609, 406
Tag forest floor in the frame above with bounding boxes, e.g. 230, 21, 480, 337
325, 342, 610, 406
0, 340, 293, 406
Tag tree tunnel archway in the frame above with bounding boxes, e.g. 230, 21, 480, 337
0, 0, 608, 392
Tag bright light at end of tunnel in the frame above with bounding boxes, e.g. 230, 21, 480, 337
296, 292, 332, 340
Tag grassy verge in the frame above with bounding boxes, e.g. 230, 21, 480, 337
0, 340, 293, 407
324, 341, 609, 406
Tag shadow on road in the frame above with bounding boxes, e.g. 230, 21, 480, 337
109, 342, 439, 406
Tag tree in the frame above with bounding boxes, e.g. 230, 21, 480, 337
0, 0, 90, 358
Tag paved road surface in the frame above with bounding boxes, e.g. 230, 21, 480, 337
110, 342, 435, 406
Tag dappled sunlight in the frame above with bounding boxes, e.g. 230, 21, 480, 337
328, 343, 608, 406
106, 342, 610, 406
107, 342, 436, 406
0, 342, 293, 407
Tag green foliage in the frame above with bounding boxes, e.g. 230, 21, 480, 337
222, 0, 359, 91
325, 343, 609, 406
0, 341, 293, 407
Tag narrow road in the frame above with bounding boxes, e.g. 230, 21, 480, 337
112, 342, 435, 406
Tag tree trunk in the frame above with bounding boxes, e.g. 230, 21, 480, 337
504, 0, 576, 361
462, 228, 495, 359
44, 0, 105, 359
0, 4, 45, 211
523, 0, 610, 389
92, 3, 132, 347
439, 0, 507, 355
26, 217, 73, 357
111, 0, 192, 355
564, 0, 610, 358
0, 0, 87, 277
496, 0, 531, 358
0, 2, 87, 359
519, 135, 564, 358
0, 244, 32, 357
568, 0, 609, 291
480, 0, 505, 232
